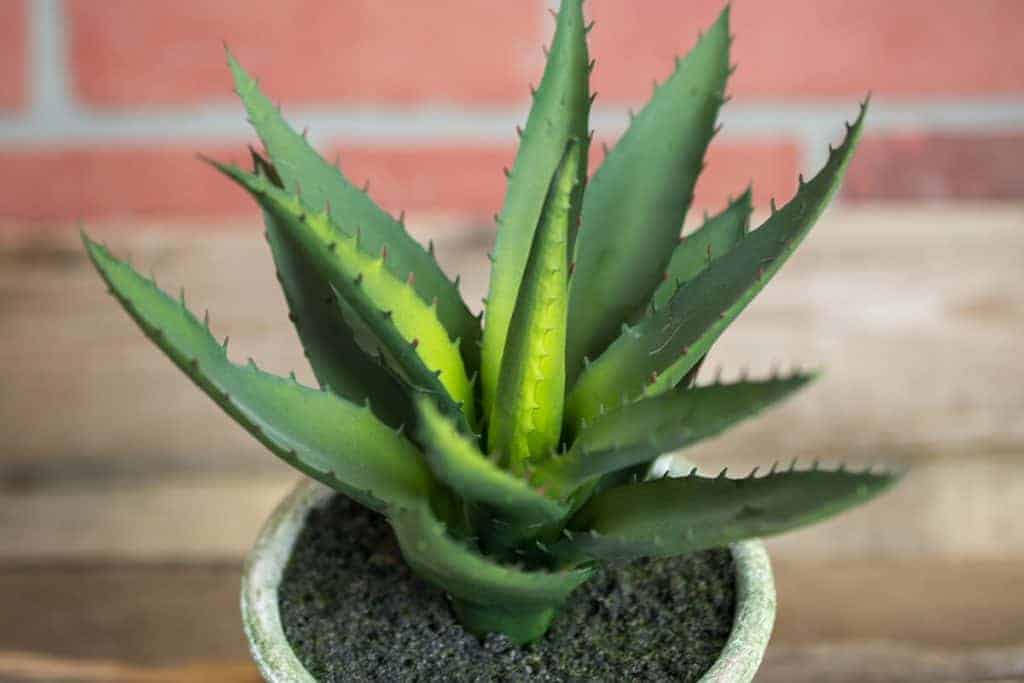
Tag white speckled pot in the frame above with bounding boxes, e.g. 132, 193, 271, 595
242, 480, 776, 682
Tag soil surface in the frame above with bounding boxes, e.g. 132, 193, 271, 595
279, 494, 735, 682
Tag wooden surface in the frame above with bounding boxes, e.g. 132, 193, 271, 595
2, 204, 1023, 680
1, 560, 1023, 682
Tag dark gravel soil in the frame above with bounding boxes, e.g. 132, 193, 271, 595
279, 494, 735, 682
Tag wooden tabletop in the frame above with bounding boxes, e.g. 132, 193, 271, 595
2, 204, 1023, 681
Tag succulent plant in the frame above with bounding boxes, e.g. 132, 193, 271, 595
83, 1, 900, 645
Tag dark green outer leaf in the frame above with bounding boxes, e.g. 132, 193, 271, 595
389, 502, 594, 608
215, 163, 476, 428
566, 101, 869, 427
250, 151, 412, 427
228, 53, 480, 372
480, 0, 590, 422
589, 355, 707, 496
566, 7, 732, 383
641, 188, 752, 319
537, 374, 815, 497
82, 236, 432, 513
560, 465, 902, 562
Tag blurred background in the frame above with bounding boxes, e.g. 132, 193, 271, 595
1, 1, 1022, 681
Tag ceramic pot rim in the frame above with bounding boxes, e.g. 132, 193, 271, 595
241, 479, 776, 683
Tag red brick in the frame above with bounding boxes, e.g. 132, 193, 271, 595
0, 1, 27, 110
0, 140, 800, 225
0, 144, 515, 223
0, 146, 251, 222
331, 139, 799, 219
587, 0, 1024, 101
588, 135, 800, 212
67, 1, 541, 108
325, 145, 514, 217
843, 133, 1024, 201
695, 140, 800, 211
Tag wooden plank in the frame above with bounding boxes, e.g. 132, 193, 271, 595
772, 559, 1024, 648
0, 564, 249, 666
761, 642, 1024, 683
0, 652, 259, 683
0, 476, 294, 561
3, 647, 1020, 683
3, 205, 1021, 469
2, 205, 1023, 561
693, 204, 1024, 470
6, 455, 1024, 561
3, 646, 1021, 683
0, 560, 1021, 680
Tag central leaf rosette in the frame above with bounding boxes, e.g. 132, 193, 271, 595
83, 1, 900, 645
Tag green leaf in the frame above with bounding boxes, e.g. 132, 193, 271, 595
566, 101, 868, 427
389, 502, 593, 609
559, 464, 902, 562
415, 397, 567, 528
82, 235, 433, 513
537, 373, 816, 497
640, 188, 752, 320
249, 150, 412, 427
488, 141, 582, 470
480, 0, 590, 422
228, 52, 480, 372
566, 7, 732, 383
215, 163, 477, 427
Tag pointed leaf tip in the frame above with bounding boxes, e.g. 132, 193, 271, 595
568, 101, 866, 424
560, 465, 900, 562
480, 0, 591, 424
82, 240, 432, 511
541, 373, 816, 495
227, 52, 480, 373
566, 6, 733, 381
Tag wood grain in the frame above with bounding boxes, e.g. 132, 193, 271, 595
4, 646, 1021, 683
2, 206, 1022, 562
1, 476, 294, 561
1, 560, 1022, 680
0, 563, 247, 665
761, 642, 1024, 683
0, 652, 259, 683
772, 559, 1024, 648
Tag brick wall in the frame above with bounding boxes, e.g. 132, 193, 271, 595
2, 0, 1022, 225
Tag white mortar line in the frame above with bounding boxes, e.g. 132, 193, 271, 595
3, 99, 1023, 147
29, 0, 71, 115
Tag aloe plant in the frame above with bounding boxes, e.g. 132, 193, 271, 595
84, 2, 900, 645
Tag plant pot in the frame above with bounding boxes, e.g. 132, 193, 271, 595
242, 479, 776, 682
